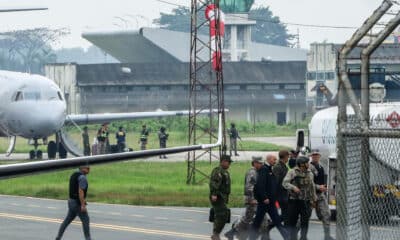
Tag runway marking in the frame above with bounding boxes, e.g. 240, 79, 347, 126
0, 212, 210, 239
10, 203, 20, 206
130, 214, 144, 218
109, 212, 122, 216
47, 207, 57, 210
181, 219, 194, 222
155, 217, 169, 220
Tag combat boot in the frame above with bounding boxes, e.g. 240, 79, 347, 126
224, 228, 236, 240
210, 233, 221, 240
324, 226, 335, 240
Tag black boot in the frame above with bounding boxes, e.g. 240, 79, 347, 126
224, 228, 236, 240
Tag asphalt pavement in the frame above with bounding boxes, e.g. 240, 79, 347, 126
0, 195, 336, 240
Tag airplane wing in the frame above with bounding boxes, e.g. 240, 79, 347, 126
65, 109, 215, 125
0, 8, 48, 12
63, 109, 221, 157
0, 114, 223, 179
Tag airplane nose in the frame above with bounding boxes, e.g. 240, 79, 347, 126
26, 102, 66, 138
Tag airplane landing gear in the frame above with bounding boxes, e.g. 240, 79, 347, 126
47, 141, 57, 159
29, 139, 42, 160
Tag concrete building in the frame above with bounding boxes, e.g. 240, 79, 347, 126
45, 61, 307, 124
307, 42, 400, 111
47, 9, 308, 124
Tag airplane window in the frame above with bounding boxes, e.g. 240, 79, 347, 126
14, 91, 23, 101
43, 90, 60, 101
24, 92, 41, 101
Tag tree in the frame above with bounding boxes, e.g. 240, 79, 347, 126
153, 6, 192, 33
153, 6, 293, 47
249, 7, 294, 46
1, 27, 69, 73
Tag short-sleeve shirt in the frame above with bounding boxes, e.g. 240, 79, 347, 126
78, 174, 88, 191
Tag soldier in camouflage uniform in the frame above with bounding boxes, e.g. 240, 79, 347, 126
309, 150, 334, 240
209, 155, 232, 240
224, 156, 267, 240
283, 156, 317, 240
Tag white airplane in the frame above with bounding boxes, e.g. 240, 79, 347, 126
0, 7, 221, 160
0, 70, 211, 159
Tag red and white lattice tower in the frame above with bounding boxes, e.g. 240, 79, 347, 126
187, 0, 227, 184
205, 4, 225, 71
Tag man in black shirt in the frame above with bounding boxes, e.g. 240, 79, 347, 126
55, 165, 92, 240
250, 154, 289, 240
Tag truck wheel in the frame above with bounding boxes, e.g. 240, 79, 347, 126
330, 210, 336, 221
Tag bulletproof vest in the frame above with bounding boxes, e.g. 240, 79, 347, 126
293, 174, 312, 188
229, 128, 238, 138
140, 129, 149, 140
69, 172, 87, 201
311, 162, 325, 186
290, 170, 313, 200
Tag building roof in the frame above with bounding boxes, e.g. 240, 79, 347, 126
327, 43, 400, 63
75, 61, 306, 86
82, 27, 307, 63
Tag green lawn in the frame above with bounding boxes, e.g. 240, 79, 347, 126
0, 161, 253, 207
0, 132, 287, 154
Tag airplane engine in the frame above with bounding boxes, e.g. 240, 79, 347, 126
58, 122, 84, 157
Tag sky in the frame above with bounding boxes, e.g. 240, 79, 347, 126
0, 0, 387, 49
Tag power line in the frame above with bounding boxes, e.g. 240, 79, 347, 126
155, 0, 358, 30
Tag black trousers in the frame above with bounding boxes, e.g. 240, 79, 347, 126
278, 197, 289, 226
250, 201, 288, 239
287, 199, 312, 240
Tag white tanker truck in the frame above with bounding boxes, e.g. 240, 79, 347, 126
296, 103, 400, 221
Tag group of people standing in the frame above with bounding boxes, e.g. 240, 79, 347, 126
209, 150, 334, 240
81, 123, 169, 156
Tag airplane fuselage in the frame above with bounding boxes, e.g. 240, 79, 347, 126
0, 71, 67, 139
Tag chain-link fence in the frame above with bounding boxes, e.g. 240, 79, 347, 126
337, 113, 400, 239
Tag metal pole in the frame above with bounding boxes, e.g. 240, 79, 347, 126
359, 9, 400, 239
336, 1, 392, 239
339, 0, 392, 130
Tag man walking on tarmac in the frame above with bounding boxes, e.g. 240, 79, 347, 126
249, 154, 289, 240
309, 150, 334, 240
228, 123, 241, 156
209, 155, 232, 240
225, 156, 270, 240
273, 150, 290, 226
283, 156, 317, 240
55, 165, 92, 240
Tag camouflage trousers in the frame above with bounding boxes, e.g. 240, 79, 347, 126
229, 138, 238, 155
315, 193, 330, 227
211, 200, 230, 235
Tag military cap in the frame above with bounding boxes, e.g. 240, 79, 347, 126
296, 156, 309, 165
290, 149, 299, 155
251, 156, 263, 163
221, 154, 233, 162
310, 149, 321, 156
